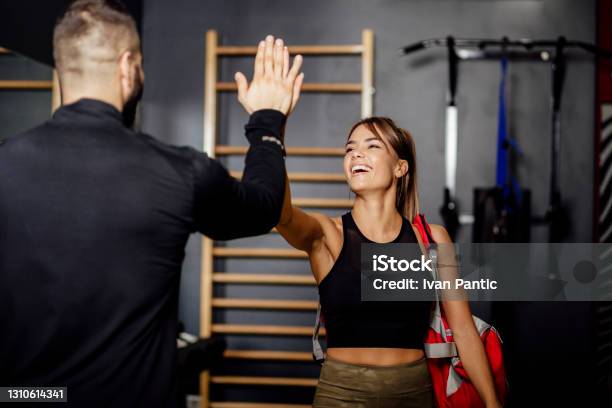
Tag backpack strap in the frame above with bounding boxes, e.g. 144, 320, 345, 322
312, 303, 325, 363
414, 213, 452, 346
413, 213, 438, 285
414, 213, 436, 246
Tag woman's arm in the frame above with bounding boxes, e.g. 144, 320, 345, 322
277, 175, 327, 253
430, 224, 502, 408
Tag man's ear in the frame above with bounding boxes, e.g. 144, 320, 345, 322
396, 159, 408, 178
118, 51, 133, 100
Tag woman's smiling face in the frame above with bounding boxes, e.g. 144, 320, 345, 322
343, 123, 404, 195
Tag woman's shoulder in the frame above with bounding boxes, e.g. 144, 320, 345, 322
409, 214, 453, 244
307, 212, 342, 228
302, 212, 343, 244
315, 213, 343, 239
428, 223, 453, 243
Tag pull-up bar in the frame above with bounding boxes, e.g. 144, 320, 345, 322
402, 36, 612, 58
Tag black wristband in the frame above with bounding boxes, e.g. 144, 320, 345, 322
244, 109, 287, 147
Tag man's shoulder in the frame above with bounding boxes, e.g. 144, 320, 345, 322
0, 121, 54, 150
134, 132, 217, 179
135, 132, 208, 162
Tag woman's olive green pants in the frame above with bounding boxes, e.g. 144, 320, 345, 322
313, 357, 435, 408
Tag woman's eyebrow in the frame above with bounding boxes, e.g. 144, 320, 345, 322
346, 137, 381, 146
345, 137, 384, 148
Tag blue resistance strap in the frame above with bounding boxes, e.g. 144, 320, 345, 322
496, 57, 509, 189
496, 57, 523, 209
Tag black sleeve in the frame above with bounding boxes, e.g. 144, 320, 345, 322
191, 109, 287, 240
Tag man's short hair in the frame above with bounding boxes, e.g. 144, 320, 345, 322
53, 0, 140, 76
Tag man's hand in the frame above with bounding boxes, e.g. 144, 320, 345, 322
235, 35, 304, 115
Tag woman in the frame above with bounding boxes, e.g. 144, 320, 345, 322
276, 117, 502, 407
233, 41, 500, 407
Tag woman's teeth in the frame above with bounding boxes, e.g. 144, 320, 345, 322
351, 165, 371, 175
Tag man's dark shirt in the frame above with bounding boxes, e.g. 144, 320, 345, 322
0, 99, 286, 406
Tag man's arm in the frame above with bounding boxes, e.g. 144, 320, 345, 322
192, 109, 287, 240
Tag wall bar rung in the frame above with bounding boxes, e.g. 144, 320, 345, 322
210, 376, 317, 387
212, 298, 318, 310
293, 198, 353, 208
212, 273, 315, 285
212, 324, 325, 336
0, 80, 53, 90
215, 145, 345, 156
230, 171, 345, 183
223, 350, 313, 361
217, 82, 361, 93
217, 44, 363, 56
213, 248, 307, 258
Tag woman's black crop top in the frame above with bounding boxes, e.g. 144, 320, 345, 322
318, 212, 433, 349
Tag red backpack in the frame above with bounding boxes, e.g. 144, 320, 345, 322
413, 213, 508, 408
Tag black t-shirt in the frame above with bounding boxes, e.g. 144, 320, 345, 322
0, 99, 286, 407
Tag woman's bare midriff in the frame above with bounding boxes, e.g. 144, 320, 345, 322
326, 347, 425, 366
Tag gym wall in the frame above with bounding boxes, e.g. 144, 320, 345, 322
0, 53, 53, 139
140, 0, 594, 336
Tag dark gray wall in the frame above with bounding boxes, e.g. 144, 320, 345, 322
0, 52, 53, 138
141, 0, 595, 331
140, 0, 597, 404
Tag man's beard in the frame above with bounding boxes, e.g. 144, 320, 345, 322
122, 74, 143, 129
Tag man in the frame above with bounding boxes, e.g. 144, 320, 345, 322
0, 0, 303, 406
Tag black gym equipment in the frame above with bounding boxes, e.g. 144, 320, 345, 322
402, 36, 612, 243
176, 323, 226, 408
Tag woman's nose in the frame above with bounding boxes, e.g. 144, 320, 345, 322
351, 149, 364, 159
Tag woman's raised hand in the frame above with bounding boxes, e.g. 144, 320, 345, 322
235, 35, 304, 115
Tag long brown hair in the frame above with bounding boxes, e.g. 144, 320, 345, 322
347, 117, 420, 221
